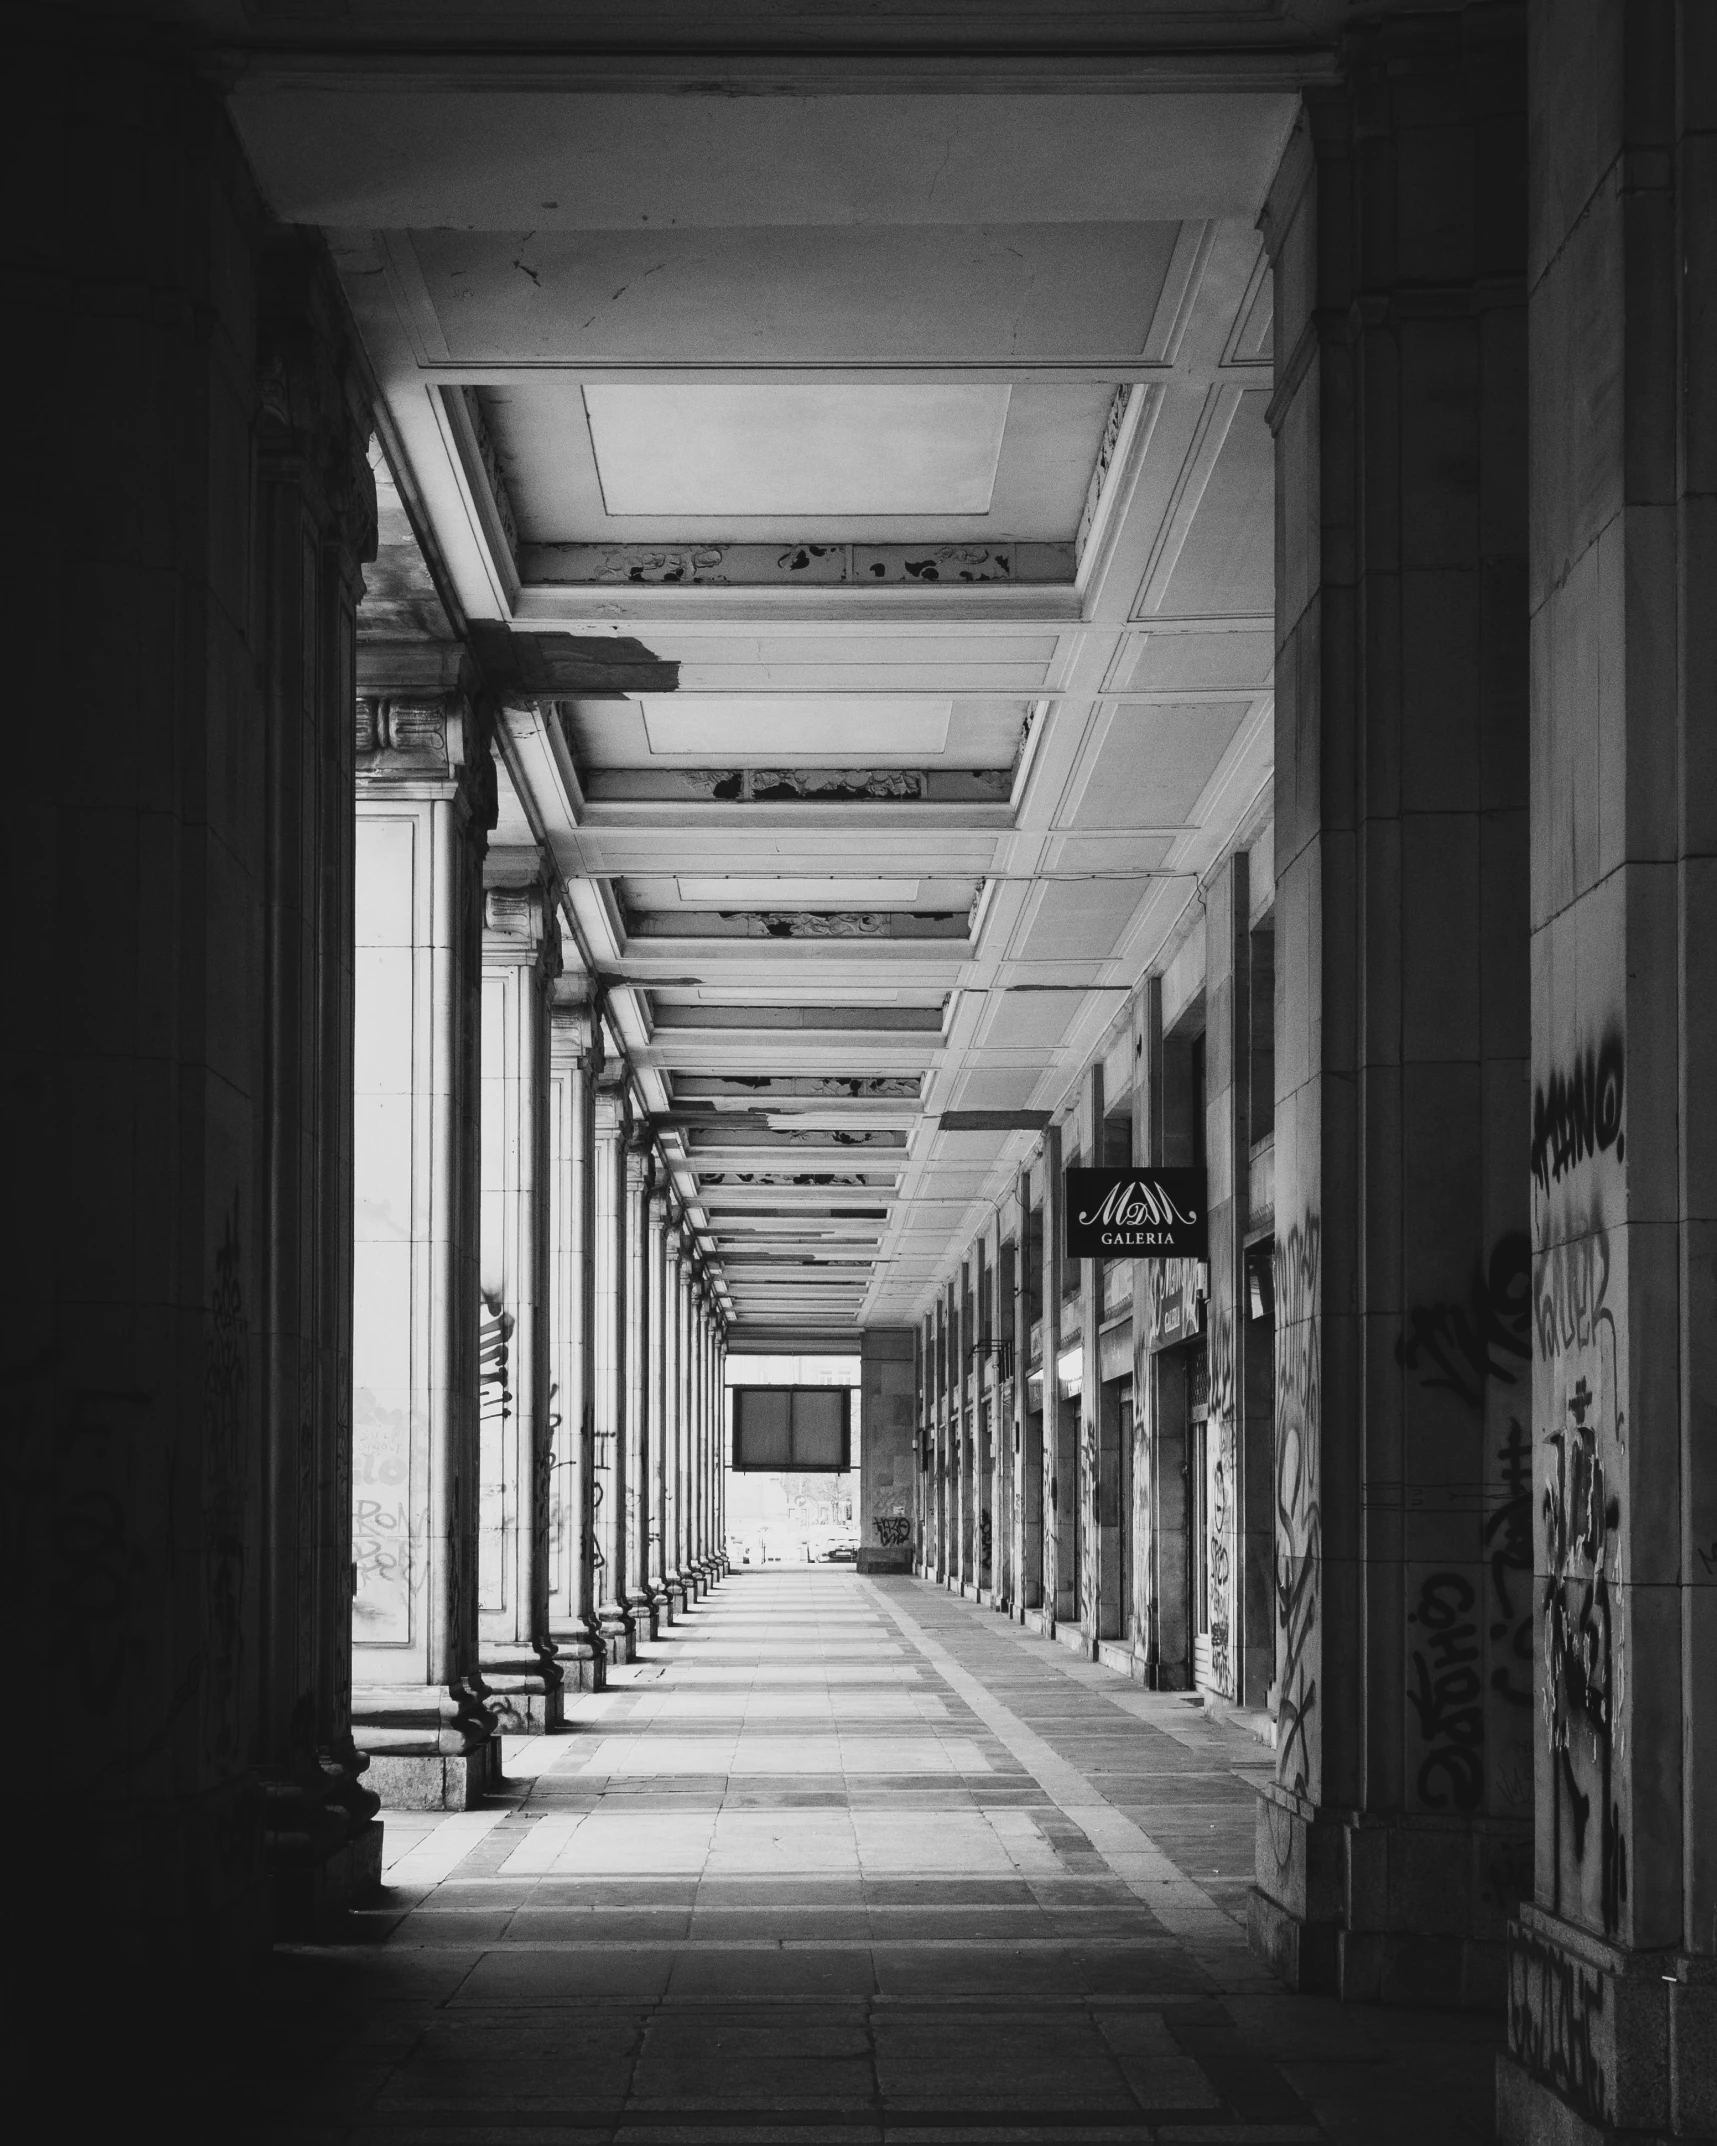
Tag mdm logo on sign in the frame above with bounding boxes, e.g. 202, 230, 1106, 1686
1064, 1169, 1208, 1259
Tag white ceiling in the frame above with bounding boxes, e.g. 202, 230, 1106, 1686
584, 384, 1012, 518
300, 55, 1288, 1337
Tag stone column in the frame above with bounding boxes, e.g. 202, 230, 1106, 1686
1015, 1169, 1044, 1614
474, 862, 563, 1731
1248, 17, 1533, 2004
859, 1329, 918, 1572
1498, 6, 1716, 2138
644, 1185, 672, 1626
684, 1284, 704, 1589
350, 675, 500, 1809
254, 234, 382, 1918
1079, 1066, 1125, 1651
1134, 977, 1193, 1689
1042, 1125, 1077, 1629
592, 1076, 633, 1665
623, 1131, 657, 1640
717, 1321, 731, 1569
676, 1251, 696, 1597
660, 1218, 687, 1617
1203, 851, 1271, 1706
546, 995, 603, 1689
953, 1264, 971, 1590
987, 1212, 1009, 1606
12, 51, 377, 1968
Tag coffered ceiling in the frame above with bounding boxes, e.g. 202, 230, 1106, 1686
230, 51, 1291, 1345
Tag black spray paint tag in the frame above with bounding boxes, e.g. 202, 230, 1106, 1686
1064, 1168, 1208, 1259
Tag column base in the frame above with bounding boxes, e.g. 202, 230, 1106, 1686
1250, 1783, 1530, 2009
352, 1679, 500, 1811
362, 1746, 500, 1812
858, 1547, 912, 1574
631, 1585, 663, 1640
479, 1644, 565, 1732
598, 1601, 635, 1665
1496, 1905, 1717, 2144
273, 1817, 384, 1932
262, 1737, 383, 1931
549, 1622, 607, 1691
664, 1572, 691, 1618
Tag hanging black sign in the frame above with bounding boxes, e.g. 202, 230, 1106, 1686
1064, 1167, 1208, 1259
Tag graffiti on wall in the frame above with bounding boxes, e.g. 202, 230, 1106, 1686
1206, 1308, 1235, 1697
1534, 1029, 1627, 1939
1544, 1373, 1626, 1932
1530, 1029, 1624, 1195
1483, 1418, 1534, 1713
1507, 1923, 1608, 2125
1273, 1215, 1321, 1796
1394, 1231, 1530, 1408
1405, 1570, 1484, 1809
1394, 1231, 1535, 1816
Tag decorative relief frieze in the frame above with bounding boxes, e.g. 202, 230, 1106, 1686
685, 1076, 921, 1099
580, 765, 1013, 806
697, 1171, 879, 1188
461, 389, 520, 564
1076, 385, 1132, 561
737, 912, 887, 938
521, 540, 1077, 588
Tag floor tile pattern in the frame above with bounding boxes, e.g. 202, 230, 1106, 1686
219, 1571, 1502, 2142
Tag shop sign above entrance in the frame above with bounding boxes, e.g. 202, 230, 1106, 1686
1064, 1167, 1208, 1259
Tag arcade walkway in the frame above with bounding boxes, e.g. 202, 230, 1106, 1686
237, 1572, 1501, 2142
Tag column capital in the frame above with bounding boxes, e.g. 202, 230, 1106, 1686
354, 679, 498, 836
482, 857, 563, 979
549, 995, 602, 1073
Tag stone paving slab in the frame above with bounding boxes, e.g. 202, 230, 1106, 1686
201, 1571, 1500, 2142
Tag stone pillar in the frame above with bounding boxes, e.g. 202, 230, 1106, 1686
714, 1319, 730, 1571
1204, 851, 1272, 1707
988, 1210, 1010, 1608
1134, 976, 1194, 1689
954, 1262, 973, 1589
859, 1329, 918, 1572
1497, 5, 1717, 2137
685, 1284, 705, 1589
254, 234, 382, 1919
681, 1258, 700, 1592
661, 1218, 687, 1617
644, 1184, 672, 1626
1248, 17, 1534, 2005
1015, 1169, 1045, 1613
350, 675, 500, 1809
10, 47, 380, 1968
474, 862, 563, 1731
623, 1132, 657, 1640
1079, 1065, 1125, 1650
1042, 1125, 1077, 1629
917, 1312, 934, 1578
546, 996, 603, 1689
930, 1300, 947, 1580
592, 1079, 633, 1665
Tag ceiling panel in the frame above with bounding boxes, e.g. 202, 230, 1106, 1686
585, 384, 1010, 516
1157, 391, 1274, 615
1068, 703, 1251, 828
482, 380, 1120, 543
640, 697, 954, 759
1015, 879, 1132, 962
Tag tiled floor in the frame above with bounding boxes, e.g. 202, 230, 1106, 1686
231, 1571, 1503, 2142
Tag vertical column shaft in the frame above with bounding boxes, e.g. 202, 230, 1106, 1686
474, 865, 562, 1731
592, 1081, 632, 1664
547, 998, 602, 1688
351, 680, 499, 1808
